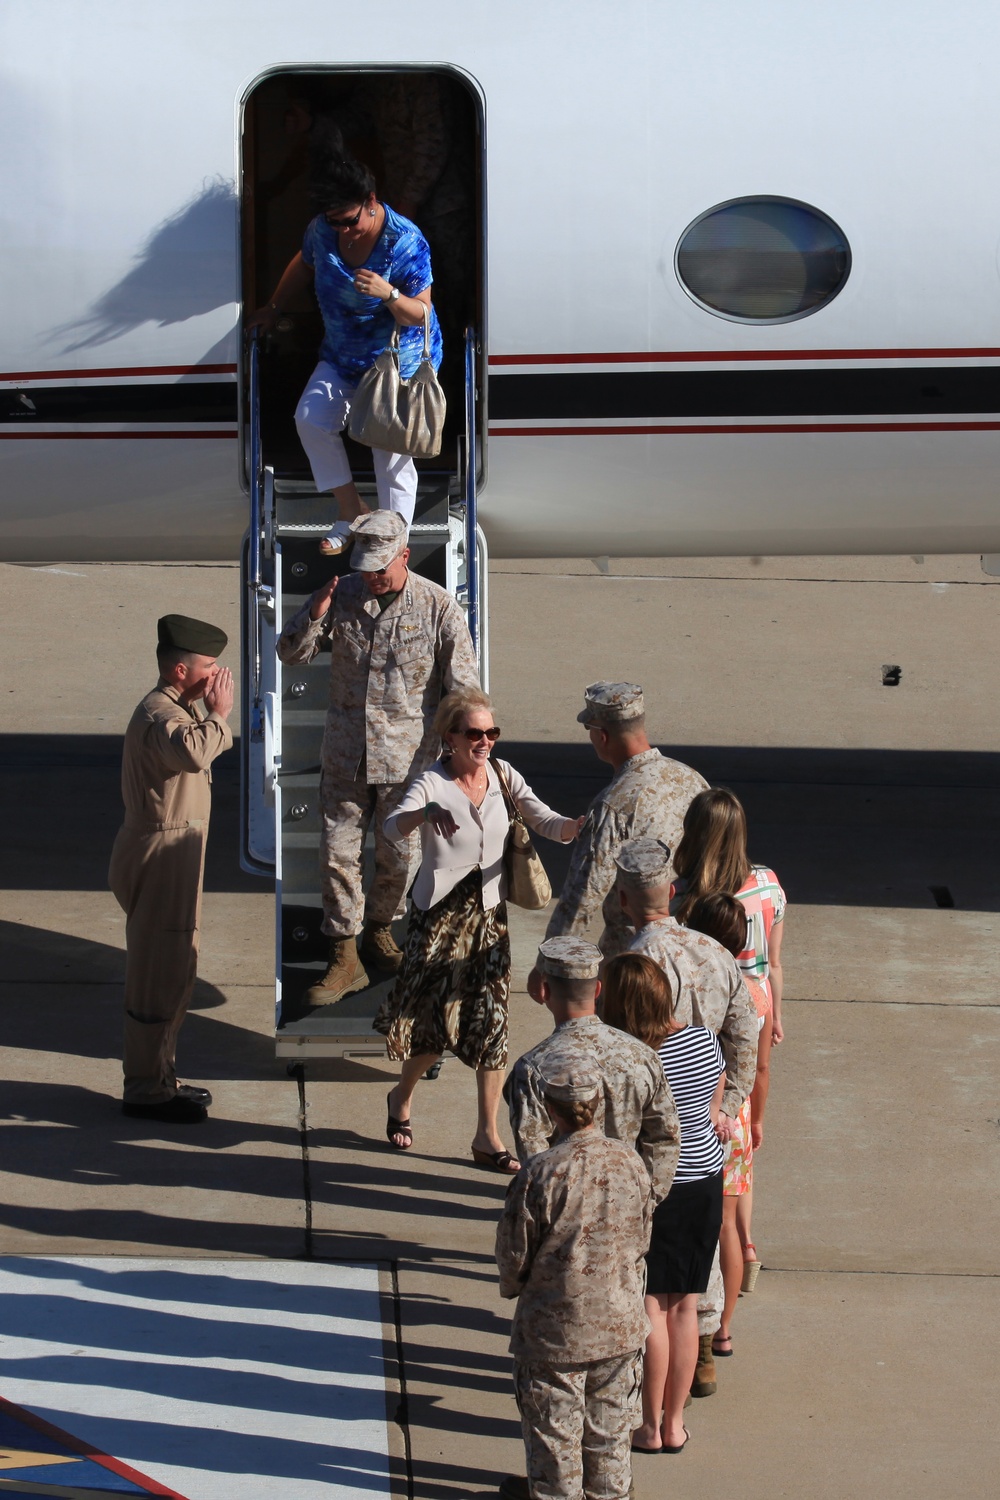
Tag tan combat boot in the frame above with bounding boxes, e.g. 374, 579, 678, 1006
691, 1332, 717, 1397
359, 921, 403, 974
304, 937, 369, 1006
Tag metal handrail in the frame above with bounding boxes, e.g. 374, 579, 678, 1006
464, 325, 480, 667
246, 328, 271, 742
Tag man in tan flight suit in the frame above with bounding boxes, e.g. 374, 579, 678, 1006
109, 613, 234, 1124
277, 510, 479, 1004
496, 1060, 651, 1500
506, 936, 680, 1203
545, 682, 707, 958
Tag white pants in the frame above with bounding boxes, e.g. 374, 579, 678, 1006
294, 362, 419, 524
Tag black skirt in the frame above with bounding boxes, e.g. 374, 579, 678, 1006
645, 1169, 724, 1296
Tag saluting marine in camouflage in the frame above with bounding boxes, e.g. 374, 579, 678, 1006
545, 683, 707, 957
505, 937, 681, 1202
496, 1062, 651, 1500
617, 838, 758, 1119
277, 512, 480, 1002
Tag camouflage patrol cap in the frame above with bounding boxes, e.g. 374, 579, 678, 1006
536, 936, 603, 980
615, 837, 673, 890
539, 1061, 602, 1104
576, 681, 644, 726
350, 510, 409, 571
157, 614, 228, 657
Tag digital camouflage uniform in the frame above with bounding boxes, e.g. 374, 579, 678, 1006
506, 1015, 681, 1204
277, 568, 479, 937
496, 1114, 652, 1500
108, 682, 232, 1103
546, 748, 708, 957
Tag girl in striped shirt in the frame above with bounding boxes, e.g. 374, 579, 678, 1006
603, 952, 725, 1456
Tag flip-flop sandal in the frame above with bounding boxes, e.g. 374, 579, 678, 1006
319, 520, 353, 555
663, 1426, 690, 1455
712, 1333, 734, 1357
385, 1091, 412, 1150
471, 1147, 519, 1174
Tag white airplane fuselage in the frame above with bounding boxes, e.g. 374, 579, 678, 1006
3, 0, 1000, 561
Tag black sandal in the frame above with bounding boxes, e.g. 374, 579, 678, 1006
386, 1092, 413, 1150
471, 1147, 519, 1174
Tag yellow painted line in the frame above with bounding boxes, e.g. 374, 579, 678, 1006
0, 1450, 81, 1469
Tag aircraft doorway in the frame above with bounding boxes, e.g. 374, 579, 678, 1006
239, 65, 485, 490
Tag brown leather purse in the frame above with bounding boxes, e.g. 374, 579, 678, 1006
492, 759, 553, 910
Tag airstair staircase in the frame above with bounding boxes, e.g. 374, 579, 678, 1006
240, 330, 487, 1058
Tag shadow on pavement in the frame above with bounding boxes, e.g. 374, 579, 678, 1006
5, 732, 997, 907
502, 740, 1000, 911
2, 921, 279, 1078
0, 733, 260, 893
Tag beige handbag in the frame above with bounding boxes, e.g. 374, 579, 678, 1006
493, 759, 553, 911
348, 303, 446, 458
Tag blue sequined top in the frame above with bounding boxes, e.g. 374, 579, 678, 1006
302, 205, 444, 383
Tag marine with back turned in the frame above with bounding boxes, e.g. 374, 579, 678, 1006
545, 681, 708, 957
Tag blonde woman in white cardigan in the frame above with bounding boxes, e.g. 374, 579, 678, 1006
375, 688, 583, 1170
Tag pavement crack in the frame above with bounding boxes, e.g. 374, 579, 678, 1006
293, 1065, 314, 1261
389, 1262, 415, 1500
762, 1265, 998, 1279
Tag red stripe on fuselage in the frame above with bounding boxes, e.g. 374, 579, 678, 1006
488, 348, 1000, 366
1, 364, 238, 382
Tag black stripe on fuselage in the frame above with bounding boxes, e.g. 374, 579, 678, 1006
489, 367, 1000, 420
1, 382, 238, 424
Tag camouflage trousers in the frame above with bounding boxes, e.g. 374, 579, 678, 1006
318, 774, 415, 938
513, 1350, 641, 1500
697, 1245, 724, 1336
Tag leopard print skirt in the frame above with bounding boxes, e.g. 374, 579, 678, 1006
374, 867, 511, 1069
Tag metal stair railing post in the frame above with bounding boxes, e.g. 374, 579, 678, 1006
247, 328, 273, 744
464, 325, 480, 671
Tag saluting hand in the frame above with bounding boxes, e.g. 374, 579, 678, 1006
309, 574, 339, 621
205, 667, 234, 720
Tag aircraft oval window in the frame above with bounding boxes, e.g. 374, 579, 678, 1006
675, 197, 851, 323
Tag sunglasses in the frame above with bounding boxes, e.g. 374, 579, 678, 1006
325, 205, 365, 230
460, 726, 501, 742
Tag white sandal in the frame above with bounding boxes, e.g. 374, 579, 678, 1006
319, 520, 353, 555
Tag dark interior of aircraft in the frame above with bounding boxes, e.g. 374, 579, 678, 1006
241, 67, 483, 482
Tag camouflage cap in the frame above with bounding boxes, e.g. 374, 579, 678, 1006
615, 837, 673, 890
576, 681, 644, 726
350, 510, 409, 571
157, 613, 228, 657
536, 936, 603, 980
539, 1061, 602, 1104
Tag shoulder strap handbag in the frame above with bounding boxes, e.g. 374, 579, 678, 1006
492, 758, 553, 911
348, 303, 446, 459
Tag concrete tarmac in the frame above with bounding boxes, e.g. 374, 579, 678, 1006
2, 555, 999, 1497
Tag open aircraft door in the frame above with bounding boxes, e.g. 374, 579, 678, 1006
236, 64, 487, 1057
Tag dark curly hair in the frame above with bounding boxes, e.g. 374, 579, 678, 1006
309, 152, 377, 215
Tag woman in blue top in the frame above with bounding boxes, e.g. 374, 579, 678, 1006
250, 152, 444, 552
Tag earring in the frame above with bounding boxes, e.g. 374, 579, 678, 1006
369, 208, 376, 217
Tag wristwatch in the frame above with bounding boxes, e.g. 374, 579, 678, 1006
384, 286, 401, 303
